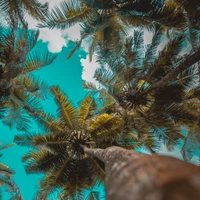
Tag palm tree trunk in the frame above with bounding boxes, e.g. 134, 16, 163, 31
81, 145, 200, 200
139, 48, 200, 98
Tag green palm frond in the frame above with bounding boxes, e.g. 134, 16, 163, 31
14, 132, 40, 148
84, 187, 103, 200
51, 86, 77, 129
181, 127, 200, 161
23, 52, 57, 74
153, 127, 184, 151
132, 29, 145, 67
89, 114, 123, 142
117, 10, 156, 32
34, 111, 64, 133
36, 158, 93, 199
78, 96, 97, 128
0, 143, 14, 152
140, 134, 161, 154
15, 132, 70, 153
2, 100, 31, 131
15, 75, 50, 100
67, 39, 83, 59
82, 81, 99, 93
143, 26, 164, 67
0, 163, 14, 177
0, 0, 48, 21
0, 163, 23, 200
38, 0, 93, 29
22, 150, 64, 174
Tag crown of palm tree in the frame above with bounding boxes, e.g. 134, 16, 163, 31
83, 28, 200, 159
14, 86, 124, 199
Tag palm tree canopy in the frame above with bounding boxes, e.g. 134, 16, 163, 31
84, 28, 200, 159
15, 86, 124, 199
0, 13, 57, 131
0, 0, 49, 23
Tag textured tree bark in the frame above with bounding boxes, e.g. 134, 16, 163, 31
139, 47, 200, 97
81, 145, 200, 200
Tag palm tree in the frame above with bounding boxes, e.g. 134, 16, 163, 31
38, 0, 187, 60
164, 0, 200, 50
0, 14, 57, 131
0, 143, 23, 199
14, 86, 124, 199
84, 28, 200, 159
0, 0, 49, 24
80, 145, 200, 200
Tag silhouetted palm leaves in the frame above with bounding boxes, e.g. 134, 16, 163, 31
83, 28, 200, 157
0, 14, 56, 131
0, 143, 23, 200
0, 0, 49, 25
39, 0, 189, 60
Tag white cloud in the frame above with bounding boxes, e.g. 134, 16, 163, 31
158, 144, 199, 166
80, 30, 155, 87
39, 0, 61, 9
24, 0, 81, 53
144, 30, 153, 45
80, 55, 100, 86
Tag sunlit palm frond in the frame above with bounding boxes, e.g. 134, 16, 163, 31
89, 114, 123, 142
78, 96, 97, 128
67, 39, 83, 59
82, 81, 99, 93
34, 111, 64, 133
23, 52, 57, 74
14, 132, 40, 148
51, 86, 77, 129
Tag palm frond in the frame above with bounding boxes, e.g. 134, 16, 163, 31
181, 128, 200, 161
38, 0, 92, 29
22, 150, 64, 174
3, 100, 31, 131
51, 86, 77, 129
34, 111, 64, 133
23, 52, 57, 74
82, 81, 99, 93
89, 114, 123, 142
143, 26, 164, 66
15, 75, 51, 100
14, 132, 39, 148
78, 96, 97, 127
36, 158, 94, 199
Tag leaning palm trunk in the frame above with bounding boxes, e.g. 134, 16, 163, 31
139, 47, 200, 98
80, 145, 200, 200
